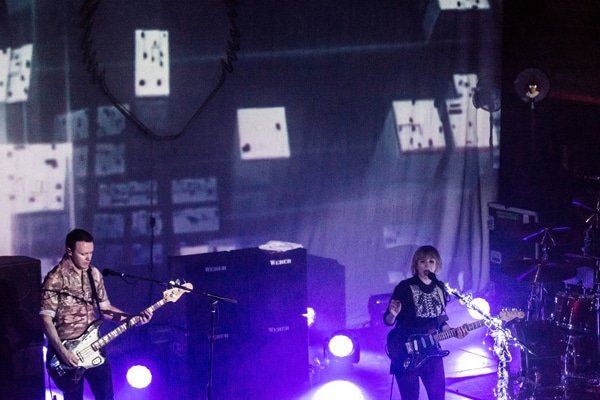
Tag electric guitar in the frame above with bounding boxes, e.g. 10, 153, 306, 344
47, 282, 193, 391
386, 309, 524, 371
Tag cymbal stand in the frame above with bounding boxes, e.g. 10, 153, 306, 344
526, 281, 545, 321
525, 237, 553, 321
583, 199, 600, 380
582, 198, 600, 257
594, 255, 600, 384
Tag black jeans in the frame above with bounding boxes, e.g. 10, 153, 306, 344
395, 357, 445, 400
61, 360, 114, 400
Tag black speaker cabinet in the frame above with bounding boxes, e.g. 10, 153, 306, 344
0, 256, 44, 400
488, 203, 540, 309
169, 247, 309, 400
306, 254, 345, 343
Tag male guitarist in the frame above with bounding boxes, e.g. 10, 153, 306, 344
40, 229, 153, 400
384, 245, 468, 400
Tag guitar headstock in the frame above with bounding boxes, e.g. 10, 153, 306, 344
163, 281, 194, 303
498, 308, 525, 322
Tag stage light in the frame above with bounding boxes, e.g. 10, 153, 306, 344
304, 307, 316, 327
467, 297, 491, 320
324, 331, 360, 363
126, 365, 152, 389
310, 380, 366, 400
367, 293, 390, 327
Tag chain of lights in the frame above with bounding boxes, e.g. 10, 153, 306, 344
443, 283, 521, 400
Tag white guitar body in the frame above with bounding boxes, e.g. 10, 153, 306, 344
47, 282, 192, 391
64, 320, 105, 369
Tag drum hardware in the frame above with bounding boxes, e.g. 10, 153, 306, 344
520, 227, 575, 322
515, 324, 599, 399
513, 216, 600, 399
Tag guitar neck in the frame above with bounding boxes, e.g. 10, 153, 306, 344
434, 320, 485, 342
94, 298, 168, 349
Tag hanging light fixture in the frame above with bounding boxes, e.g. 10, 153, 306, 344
514, 68, 550, 109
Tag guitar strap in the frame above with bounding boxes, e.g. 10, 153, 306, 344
435, 285, 449, 326
87, 267, 102, 317
436, 285, 446, 309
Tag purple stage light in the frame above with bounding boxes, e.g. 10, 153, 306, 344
311, 380, 366, 400
325, 331, 360, 363
304, 307, 316, 327
126, 365, 152, 389
328, 334, 354, 358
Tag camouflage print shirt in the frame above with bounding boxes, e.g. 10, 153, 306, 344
40, 256, 111, 340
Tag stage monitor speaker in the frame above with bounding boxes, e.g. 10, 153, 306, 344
169, 247, 309, 400
0, 256, 44, 400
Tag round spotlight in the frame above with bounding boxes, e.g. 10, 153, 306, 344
328, 334, 354, 358
325, 331, 360, 363
467, 297, 491, 320
126, 365, 152, 389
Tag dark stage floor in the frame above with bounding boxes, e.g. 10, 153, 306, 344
300, 300, 600, 400
46, 300, 600, 400
301, 300, 506, 400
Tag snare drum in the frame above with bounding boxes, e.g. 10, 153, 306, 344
552, 291, 595, 333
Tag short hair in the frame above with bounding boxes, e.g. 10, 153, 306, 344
65, 229, 94, 251
410, 245, 442, 275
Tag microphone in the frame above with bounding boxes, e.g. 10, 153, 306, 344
427, 272, 447, 294
102, 268, 125, 277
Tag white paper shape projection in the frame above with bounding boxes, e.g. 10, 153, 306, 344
0, 143, 71, 213
54, 109, 90, 141
135, 29, 170, 97
392, 100, 446, 152
5, 43, 33, 103
98, 180, 157, 208
0, 48, 11, 102
438, 0, 490, 10
73, 145, 89, 178
237, 107, 291, 160
97, 105, 126, 137
132, 210, 163, 236
95, 143, 125, 177
173, 206, 219, 233
446, 74, 497, 148
172, 177, 218, 204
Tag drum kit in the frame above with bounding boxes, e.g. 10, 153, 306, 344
507, 195, 600, 399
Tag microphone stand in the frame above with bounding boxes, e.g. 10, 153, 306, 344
103, 269, 237, 400
204, 292, 237, 400
441, 279, 523, 400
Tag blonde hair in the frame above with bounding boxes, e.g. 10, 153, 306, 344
410, 245, 442, 275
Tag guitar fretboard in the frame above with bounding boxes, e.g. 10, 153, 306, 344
93, 298, 168, 350
434, 320, 485, 342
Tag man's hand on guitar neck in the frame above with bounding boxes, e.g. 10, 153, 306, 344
131, 309, 153, 327
101, 305, 153, 325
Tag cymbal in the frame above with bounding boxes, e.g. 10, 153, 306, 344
503, 261, 577, 283
520, 226, 572, 242
564, 253, 600, 266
